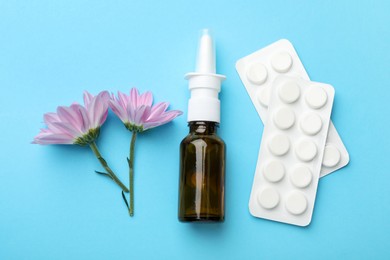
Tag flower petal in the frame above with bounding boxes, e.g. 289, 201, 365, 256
147, 102, 169, 120
139, 91, 153, 107
75, 105, 90, 132
68, 104, 86, 133
99, 109, 109, 126
83, 91, 94, 109
43, 113, 60, 125
143, 110, 183, 130
133, 105, 148, 125
129, 88, 139, 111
87, 91, 109, 128
51, 122, 81, 138
57, 106, 84, 134
109, 99, 128, 123
126, 101, 136, 123
140, 106, 152, 123
117, 91, 129, 110
32, 132, 75, 145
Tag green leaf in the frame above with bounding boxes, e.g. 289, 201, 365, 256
95, 170, 113, 179
122, 191, 129, 210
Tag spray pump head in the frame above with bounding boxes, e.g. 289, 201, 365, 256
185, 29, 226, 123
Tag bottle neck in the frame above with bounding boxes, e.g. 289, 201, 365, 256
188, 121, 218, 134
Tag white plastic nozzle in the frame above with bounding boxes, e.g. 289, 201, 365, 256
196, 29, 216, 74
185, 29, 226, 123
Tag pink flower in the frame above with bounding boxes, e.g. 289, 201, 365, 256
109, 88, 182, 216
33, 91, 110, 145
109, 88, 182, 132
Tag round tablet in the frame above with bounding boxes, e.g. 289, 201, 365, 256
300, 113, 323, 135
295, 140, 317, 162
271, 52, 293, 73
268, 134, 290, 156
305, 87, 328, 109
257, 187, 280, 209
273, 107, 295, 130
322, 145, 341, 167
278, 81, 301, 104
256, 87, 270, 107
290, 165, 312, 188
246, 62, 268, 85
285, 191, 307, 215
263, 161, 285, 183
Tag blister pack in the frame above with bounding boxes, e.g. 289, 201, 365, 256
248, 76, 334, 226
236, 39, 349, 177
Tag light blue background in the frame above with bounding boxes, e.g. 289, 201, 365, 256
1, 0, 389, 259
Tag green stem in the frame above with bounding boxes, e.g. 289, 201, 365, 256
89, 142, 129, 193
128, 131, 137, 217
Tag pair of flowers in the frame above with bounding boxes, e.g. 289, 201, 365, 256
33, 88, 182, 216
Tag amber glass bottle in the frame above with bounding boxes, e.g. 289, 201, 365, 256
178, 121, 225, 222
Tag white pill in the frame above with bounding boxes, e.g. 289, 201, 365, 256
305, 87, 328, 109
271, 52, 293, 73
300, 113, 323, 135
295, 140, 317, 162
285, 191, 307, 215
273, 107, 295, 130
257, 187, 280, 209
278, 81, 301, 104
263, 161, 285, 183
256, 87, 270, 107
290, 165, 312, 188
322, 145, 341, 167
246, 62, 268, 85
268, 134, 290, 156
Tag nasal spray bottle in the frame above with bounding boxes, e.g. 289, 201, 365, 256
178, 29, 226, 222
